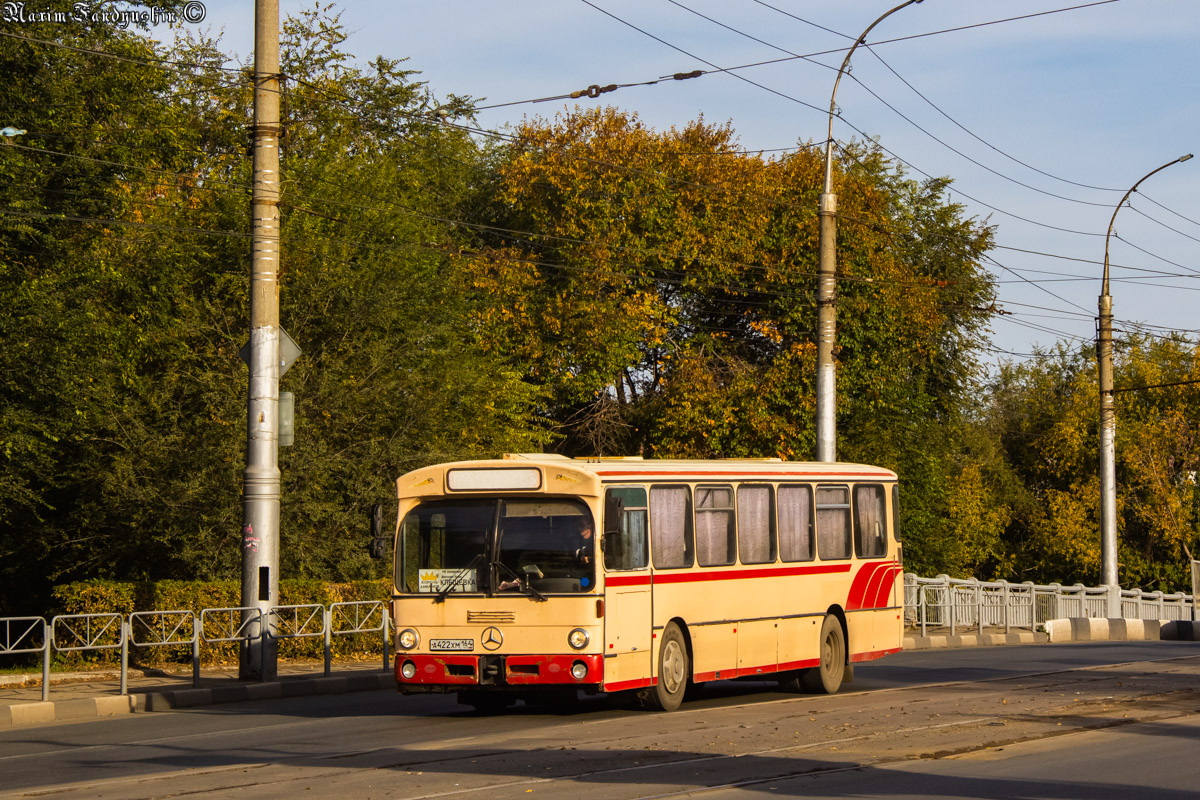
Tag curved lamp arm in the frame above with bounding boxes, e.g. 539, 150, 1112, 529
824, 0, 924, 194
1102, 153, 1192, 294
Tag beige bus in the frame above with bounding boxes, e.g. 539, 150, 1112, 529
377, 454, 903, 712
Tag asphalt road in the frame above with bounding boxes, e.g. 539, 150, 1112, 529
2, 641, 1199, 799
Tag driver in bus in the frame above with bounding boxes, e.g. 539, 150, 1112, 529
572, 520, 594, 564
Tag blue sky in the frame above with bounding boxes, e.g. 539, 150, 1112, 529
174, 0, 1200, 369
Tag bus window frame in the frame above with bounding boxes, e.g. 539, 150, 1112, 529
735, 483, 776, 565
892, 483, 901, 542
778, 483, 815, 563
815, 484, 853, 561
852, 483, 888, 560
603, 485, 650, 572
695, 484, 737, 567
649, 483, 695, 570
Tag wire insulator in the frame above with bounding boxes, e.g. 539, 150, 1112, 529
571, 84, 619, 99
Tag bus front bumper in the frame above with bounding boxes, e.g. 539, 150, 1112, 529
396, 653, 603, 691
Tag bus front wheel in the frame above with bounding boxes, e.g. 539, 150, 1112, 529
641, 622, 689, 712
801, 615, 845, 694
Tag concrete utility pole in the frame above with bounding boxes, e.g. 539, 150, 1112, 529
1098, 153, 1192, 615
816, 0, 923, 463
240, 0, 282, 680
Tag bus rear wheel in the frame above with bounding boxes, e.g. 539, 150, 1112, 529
640, 622, 689, 712
801, 614, 845, 694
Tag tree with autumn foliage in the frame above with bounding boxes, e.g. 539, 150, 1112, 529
463, 108, 997, 575
983, 335, 1200, 591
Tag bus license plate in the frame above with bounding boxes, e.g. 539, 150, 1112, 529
429, 639, 473, 652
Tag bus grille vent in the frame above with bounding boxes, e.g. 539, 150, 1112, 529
467, 611, 516, 624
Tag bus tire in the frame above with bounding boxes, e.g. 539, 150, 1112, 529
801, 615, 845, 694
641, 622, 689, 712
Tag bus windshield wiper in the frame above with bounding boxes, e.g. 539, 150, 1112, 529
494, 561, 547, 602
434, 552, 486, 603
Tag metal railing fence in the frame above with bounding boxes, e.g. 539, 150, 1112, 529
3, 577, 1194, 699
1, 616, 50, 702
0, 601, 392, 699
906, 574, 1196, 636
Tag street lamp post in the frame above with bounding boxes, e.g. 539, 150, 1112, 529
1098, 153, 1192, 614
816, 0, 923, 463
241, 0, 283, 680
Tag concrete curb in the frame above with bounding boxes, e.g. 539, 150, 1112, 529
903, 631, 1045, 650
3, 671, 396, 727
1045, 618, 1200, 643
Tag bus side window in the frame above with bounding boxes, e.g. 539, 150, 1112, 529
892, 484, 901, 542
816, 485, 852, 560
696, 485, 736, 567
853, 484, 887, 559
737, 484, 775, 565
778, 484, 813, 562
650, 485, 694, 569
604, 487, 648, 571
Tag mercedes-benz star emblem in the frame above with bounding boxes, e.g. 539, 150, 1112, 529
481, 626, 504, 651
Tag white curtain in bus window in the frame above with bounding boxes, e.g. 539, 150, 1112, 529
854, 484, 887, 558
650, 485, 694, 569
737, 485, 775, 564
626, 507, 649, 569
778, 485, 813, 562
695, 485, 736, 566
816, 486, 852, 560
604, 487, 649, 571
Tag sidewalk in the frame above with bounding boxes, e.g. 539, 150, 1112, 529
0, 660, 396, 728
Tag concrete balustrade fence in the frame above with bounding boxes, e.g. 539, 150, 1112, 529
906, 574, 1196, 636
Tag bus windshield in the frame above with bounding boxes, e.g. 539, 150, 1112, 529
400, 498, 595, 595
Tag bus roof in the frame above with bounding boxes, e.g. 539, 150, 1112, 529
501, 454, 898, 483
396, 455, 897, 500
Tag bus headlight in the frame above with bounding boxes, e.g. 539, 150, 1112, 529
567, 628, 589, 650
400, 660, 417, 680
570, 661, 589, 680
398, 628, 419, 650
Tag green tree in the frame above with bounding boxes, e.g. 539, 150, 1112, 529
0, 6, 542, 610
0, 11, 203, 609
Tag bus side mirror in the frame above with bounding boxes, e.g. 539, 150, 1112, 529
602, 494, 624, 554
368, 503, 387, 559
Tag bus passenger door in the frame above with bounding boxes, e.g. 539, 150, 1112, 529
601, 488, 654, 693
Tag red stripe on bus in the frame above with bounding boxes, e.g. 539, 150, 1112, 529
504, 654, 604, 686
850, 646, 902, 664
605, 575, 652, 588
845, 562, 887, 610
868, 566, 902, 609
595, 469, 896, 479
603, 677, 655, 692
695, 657, 822, 683
858, 562, 892, 610
651, 564, 851, 584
